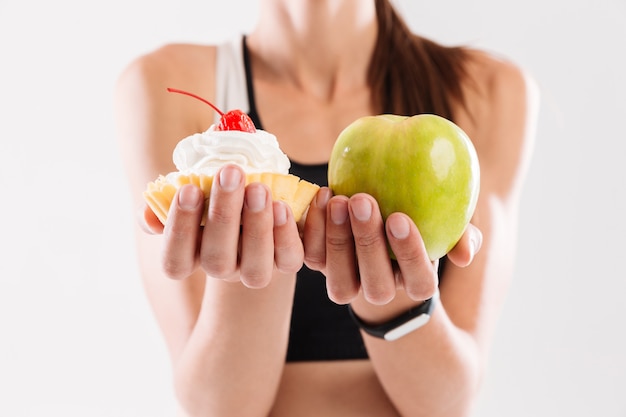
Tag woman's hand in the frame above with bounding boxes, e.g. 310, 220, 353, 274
302, 187, 482, 305
140, 164, 304, 288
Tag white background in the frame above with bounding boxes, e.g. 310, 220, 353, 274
1, 0, 625, 416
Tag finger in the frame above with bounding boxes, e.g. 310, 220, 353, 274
325, 196, 359, 304
273, 201, 304, 275
161, 184, 204, 280
138, 203, 164, 234
302, 187, 332, 271
386, 213, 438, 301
348, 194, 395, 305
446, 223, 483, 267
200, 164, 245, 279
240, 183, 274, 288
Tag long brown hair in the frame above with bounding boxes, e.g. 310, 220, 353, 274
368, 0, 469, 120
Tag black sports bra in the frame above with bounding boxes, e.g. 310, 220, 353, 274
241, 36, 445, 362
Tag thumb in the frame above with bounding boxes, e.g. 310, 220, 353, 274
446, 223, 483, 267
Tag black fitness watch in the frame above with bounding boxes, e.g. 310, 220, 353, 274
348, 289, 439, 341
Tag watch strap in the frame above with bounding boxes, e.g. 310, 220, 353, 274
348, 289, 439, 341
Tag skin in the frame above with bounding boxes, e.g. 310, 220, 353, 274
115, 1, 539, 416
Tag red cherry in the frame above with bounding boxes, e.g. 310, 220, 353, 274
218, 109, 257, 132
166, 87, 256, 133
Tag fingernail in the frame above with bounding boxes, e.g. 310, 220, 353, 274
178, 185, 201, 210
219, 165, 242, 192
330, 200, 348, 225
388, 216, 410, 239
469, 227, 483, 257
351, 198, 372, 222
273, 201, 288, 226
246, 185, 267, 213
469, 237, 477, 258
315, 187, 332, 209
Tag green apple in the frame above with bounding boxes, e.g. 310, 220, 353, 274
328, 114, 480, 261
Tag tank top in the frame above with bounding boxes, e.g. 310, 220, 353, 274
214, 36, 444, 362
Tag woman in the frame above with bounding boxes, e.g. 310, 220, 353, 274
115, 0, 538, 416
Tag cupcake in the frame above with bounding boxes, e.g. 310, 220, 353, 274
143, 88, 320, 224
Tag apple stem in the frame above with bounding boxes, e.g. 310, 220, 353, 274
166, 87, 224, 116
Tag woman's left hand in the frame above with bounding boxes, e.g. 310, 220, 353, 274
302, 187, 482, 305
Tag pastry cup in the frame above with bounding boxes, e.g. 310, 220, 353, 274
144, 172, 320, 224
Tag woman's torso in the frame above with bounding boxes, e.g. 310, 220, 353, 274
165, 35, 486, 416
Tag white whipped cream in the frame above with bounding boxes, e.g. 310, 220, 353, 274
166, 125, 290, 179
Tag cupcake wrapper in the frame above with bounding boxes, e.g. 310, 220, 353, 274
143, 173, 319, 224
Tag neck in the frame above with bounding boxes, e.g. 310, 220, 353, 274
247, 0, 378, 101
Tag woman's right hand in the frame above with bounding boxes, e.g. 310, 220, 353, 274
141, 164, 305, 288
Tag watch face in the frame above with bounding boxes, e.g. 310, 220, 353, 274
384, 313, 431, 341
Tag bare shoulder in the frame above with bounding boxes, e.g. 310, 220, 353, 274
115, 42, 218, 130
456, 48, 540, 200
114, 43, 219, 194
464, 49, 535, 93
458, 48, 540, 141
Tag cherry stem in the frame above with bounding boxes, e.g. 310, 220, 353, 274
166, 87, 224, 116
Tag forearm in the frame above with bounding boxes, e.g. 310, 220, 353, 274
353, 295, 481, 417
174, 271, 296, 417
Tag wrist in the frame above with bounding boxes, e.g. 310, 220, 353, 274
349, 289, 440, 341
